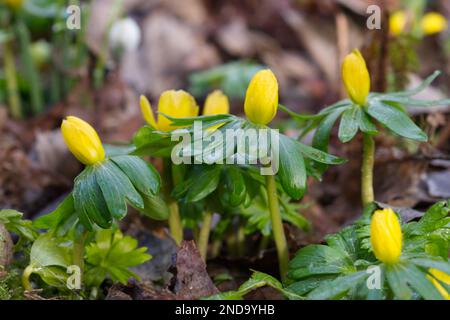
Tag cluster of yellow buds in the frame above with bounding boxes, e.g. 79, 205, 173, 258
341, 50, 370, 106
140, 90, 199, 132
370, 208, 402, 264
389, 10, 448, 36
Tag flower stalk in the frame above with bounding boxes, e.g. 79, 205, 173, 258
265, 173, 289, 280
197, 210, 212, 260
361, 133, 375, 206
3, 36, 22, 119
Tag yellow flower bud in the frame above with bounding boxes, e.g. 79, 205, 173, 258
370, 208, 402, 264
61, 116, 105, 165
203, 90, 230, 116
427, 268, 450, 300
341, 49, 370, 106
421, 12, 447, 35
2, 0, 24, 9
244, 69, 278, 125
140, 90, 199, 132
389, 11, 407, 36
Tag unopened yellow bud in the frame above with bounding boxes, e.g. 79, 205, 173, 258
61, 116, 105, 165
427, 268, 450, 300
244, 69, 278, 125
389, 11, 407, 36
140, 90, 198, 132
370, 208, 402, 264
342, 49, 370, 106
421, 12, 447, 35
203, 90, 230, 116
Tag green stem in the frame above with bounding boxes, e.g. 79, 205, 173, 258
258, 234, 270, 253
198, 211, 212, 260
168, 200, 183, 245
22, 265, 34, 291
3, 38, 22, 119
361, 133, 375, 207
73, 231, 89, 276
210, 238, 222, 258
265, 174, 289, 281
236, 222, 245, 257
15, 15, 43, 115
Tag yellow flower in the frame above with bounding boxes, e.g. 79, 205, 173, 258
389, 11, 407, 36
370, 208, 402, 264
421, 12, 447, 35
61, 116, 105, 165
427, 268, 450, 300
244, 69, 278, 125
140, 90, 199, 132
342, 49, 370, 106
2, 0, 24, 8
203, 90, 229, 116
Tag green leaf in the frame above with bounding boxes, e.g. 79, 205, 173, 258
338, 105, 360, 143
409, 258, 450, 275
367, 100, 427, 141
278, 134, 307, 199
132, 126, 177, 157
401, 263, 444, 300
140, 193, 170, 221
85, 229, 151, 287
173, 165, 222, 202
385, 264, 414, 299
288, 245, 352, 280
0, 209, 38, 241
313, 108, 345, 151
222, 166, 247, 207
358, 109, 378, 134
95, 161, 144, 219
306, 271, 368, 300
296, 140, 347, 165
74, 166, 112, 229
30, 233, 70, 269
111, 155, 160, 196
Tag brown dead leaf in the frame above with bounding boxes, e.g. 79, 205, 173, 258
174, 240, 219, 299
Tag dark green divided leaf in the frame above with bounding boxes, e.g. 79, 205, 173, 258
140, 193, 170, 221
401, 263, 444, 300
358, 109, 378, 134
95, 161, 144, 219
278, 134, 307, 199
313, 108, 345, 151
74, 166, 112, 229
367, 100, 427, 141
338, 105, 359, 143
111, 155, 160, 196
306, 271, 368, 300
132, 126, 178, 157
223, 166, 247, 207
288, 245, 352, 280
173, 165, 222, 202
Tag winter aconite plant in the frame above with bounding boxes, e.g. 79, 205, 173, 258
281, 49, 450, 207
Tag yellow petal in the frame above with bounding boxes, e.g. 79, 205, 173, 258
341, 49, 370, 106
203, 90, 230, 116
421, 12, 448, 35
157, 90, 199, 132
140, 95, 158, 129
389, 11, 407, 36
370, 208, 402, 264
61, 116, 105, 165
244, 69, 278, 125
427, 268, 450, 300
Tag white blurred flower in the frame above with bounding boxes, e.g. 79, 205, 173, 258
109, 17, 141, 53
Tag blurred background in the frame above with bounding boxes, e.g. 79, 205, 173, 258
1, 0, 450, 244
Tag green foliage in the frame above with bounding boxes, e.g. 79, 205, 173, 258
85, 229, 151, 287
204, 271, 302, 300
286, 202, 450, 300
0, 209, 39, 243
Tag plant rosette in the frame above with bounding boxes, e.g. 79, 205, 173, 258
41, 116, 164, 232
286, 202, 450, 300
